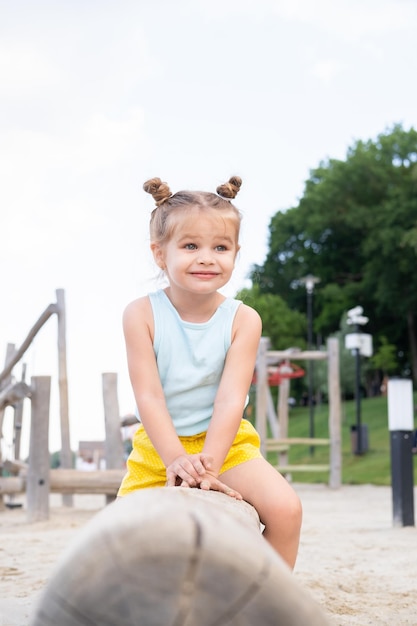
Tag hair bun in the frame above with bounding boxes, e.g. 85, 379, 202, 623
143, 177, 172, 206
216, 176, 242, 200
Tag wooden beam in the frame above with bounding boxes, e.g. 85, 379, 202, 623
49, 469, 125, 494
274, 464, 331, 473
266, 437, 330, 447
0, 381, 32, 411
267, 350, 328, 362
31, 488, 330, 626
0, 304, 57, 385
0, 469, 126, 496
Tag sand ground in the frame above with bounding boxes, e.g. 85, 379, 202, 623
0, 484, 416, 626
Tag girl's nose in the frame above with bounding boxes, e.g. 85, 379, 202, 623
197, 249, 214, 264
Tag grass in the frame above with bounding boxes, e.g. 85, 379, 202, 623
253, 394, 417, 485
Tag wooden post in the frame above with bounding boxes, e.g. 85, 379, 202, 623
102, 373, 125, 504
27, 376, 51, 522
255, 337, 269, 456
13, 363, 27, 461
0, 343, 18, 511
56, 289, 73, 507
327, 338, 342, 489
30, 488, 330, 626
278, 377, 290, 468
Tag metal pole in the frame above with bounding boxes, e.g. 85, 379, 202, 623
354, 344, 362, 454
388, 378, 415, 527
390, 431, 415, 526
307, 289, 315, 455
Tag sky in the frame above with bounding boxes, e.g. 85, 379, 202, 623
1, 0, 416, 457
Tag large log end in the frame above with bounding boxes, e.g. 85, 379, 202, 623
30, 487, 330, 626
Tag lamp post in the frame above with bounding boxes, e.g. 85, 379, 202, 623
346, 306, 371, 455
300, 274, 320, 454
387, 378, 415, 527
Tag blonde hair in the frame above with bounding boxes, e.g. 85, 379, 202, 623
143, 176, 243, 244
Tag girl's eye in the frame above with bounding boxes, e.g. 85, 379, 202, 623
184, 243, 197, 250
215, 245, 227, 251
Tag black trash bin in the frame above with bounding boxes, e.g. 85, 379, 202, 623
350, 424, 369, 454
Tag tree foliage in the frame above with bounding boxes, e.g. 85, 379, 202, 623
250, 124, 417, 383
236, 285, 306, 350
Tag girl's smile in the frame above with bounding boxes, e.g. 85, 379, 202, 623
152, 210, 240, 295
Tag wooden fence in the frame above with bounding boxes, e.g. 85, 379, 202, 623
0, 289, 126, 520
0, 372, 126, 521
255, 337, 342, 488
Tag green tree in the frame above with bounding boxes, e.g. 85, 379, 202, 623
369, 336, 398, 375
251, 124, 417, 383
236, 285, 307, 350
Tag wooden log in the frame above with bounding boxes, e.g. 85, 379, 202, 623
49, 468, 125, 494
30, 488, 330, 626
0, 469, 126, 496
0, 381, 32, 411
0, 476, 24, 495
0, 305, 57, 385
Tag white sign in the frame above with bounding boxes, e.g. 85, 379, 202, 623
387, 379, 414, 431
345, 333, 373, 357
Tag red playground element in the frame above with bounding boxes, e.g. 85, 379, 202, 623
252, 361, 305, 387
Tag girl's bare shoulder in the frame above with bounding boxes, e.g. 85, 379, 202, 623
232, 301, 262, 340
236, 301, 262, 326
123, 295, 153, 329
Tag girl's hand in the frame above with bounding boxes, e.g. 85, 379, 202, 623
198, 472, 243, 500
166, 453, 213, 488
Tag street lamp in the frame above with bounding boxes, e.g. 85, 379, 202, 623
346, 306, 372, 455
300, 274, 320, 454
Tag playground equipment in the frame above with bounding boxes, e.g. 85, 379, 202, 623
30, 488, 330, 626
255, 337, 341, 488
252, 360, 305, 387
0, 290, 125, 519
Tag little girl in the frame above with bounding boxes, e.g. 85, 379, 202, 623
118, 176, 302, 569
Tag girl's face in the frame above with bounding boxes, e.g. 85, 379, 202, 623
151, 209, 240, 295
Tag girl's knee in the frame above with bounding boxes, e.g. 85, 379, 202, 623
288, 492, 303, 526
269, 490, 302, 528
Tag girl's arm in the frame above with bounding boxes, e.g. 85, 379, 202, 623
202, 303, 262, 475
123, 297, 207, 486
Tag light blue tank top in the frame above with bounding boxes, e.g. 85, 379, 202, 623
148, 289, 242, 436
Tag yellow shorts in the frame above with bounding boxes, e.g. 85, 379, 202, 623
117, 418, 262, 497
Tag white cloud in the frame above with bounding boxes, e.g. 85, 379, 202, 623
72, 109, 146, 173
0, 41, 59, 95
311, 60, 346, 83
194, 0, 417, 40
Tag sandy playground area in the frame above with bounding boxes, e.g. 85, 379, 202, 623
0, 484, 416, 626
